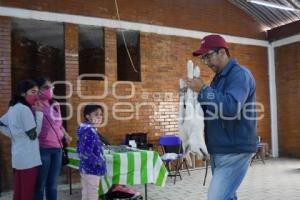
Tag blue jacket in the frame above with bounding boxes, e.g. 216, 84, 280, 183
77, 122, 106, 176
198, 59, 258, 154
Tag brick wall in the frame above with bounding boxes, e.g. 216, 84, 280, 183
0, 16, 12, 190
275, 42, 300, 157
61, 28, 271, 153
0, 0, 266, 39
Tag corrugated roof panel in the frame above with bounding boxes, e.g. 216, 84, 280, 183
228, 0, 300, 29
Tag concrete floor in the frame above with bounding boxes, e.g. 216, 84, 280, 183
1, 158, 300, 200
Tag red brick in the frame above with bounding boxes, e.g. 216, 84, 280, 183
0, 0, 265, 39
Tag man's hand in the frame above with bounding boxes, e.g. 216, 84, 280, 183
187, 78, 206, 93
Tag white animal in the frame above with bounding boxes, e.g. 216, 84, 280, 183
179, 60, 209, 161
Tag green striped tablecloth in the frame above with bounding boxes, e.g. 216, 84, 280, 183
66, 147, 168, 196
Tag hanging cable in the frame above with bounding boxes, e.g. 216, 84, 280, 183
114, 0, 139, 73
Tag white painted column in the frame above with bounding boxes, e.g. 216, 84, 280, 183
268, 44, 279, 157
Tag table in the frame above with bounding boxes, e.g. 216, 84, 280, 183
66, 147, 168, 199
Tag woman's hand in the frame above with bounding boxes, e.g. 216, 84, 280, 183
32, 100, 44, 112
64, 132, 73, 144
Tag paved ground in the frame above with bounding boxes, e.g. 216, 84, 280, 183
1, 158, 300, 200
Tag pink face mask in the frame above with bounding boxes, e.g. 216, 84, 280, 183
40, 88, 53, 100
25, 94, 38, 105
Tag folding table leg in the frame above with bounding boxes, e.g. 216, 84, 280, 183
144, 184, 148, 200
68, 167, 72, 195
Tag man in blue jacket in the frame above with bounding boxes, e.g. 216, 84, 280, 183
188, 34, 258, 200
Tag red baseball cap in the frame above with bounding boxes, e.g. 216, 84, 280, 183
192, 34, 229, 57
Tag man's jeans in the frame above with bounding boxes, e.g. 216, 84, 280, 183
34, 148, 62, 200
208, 153, 253, 200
